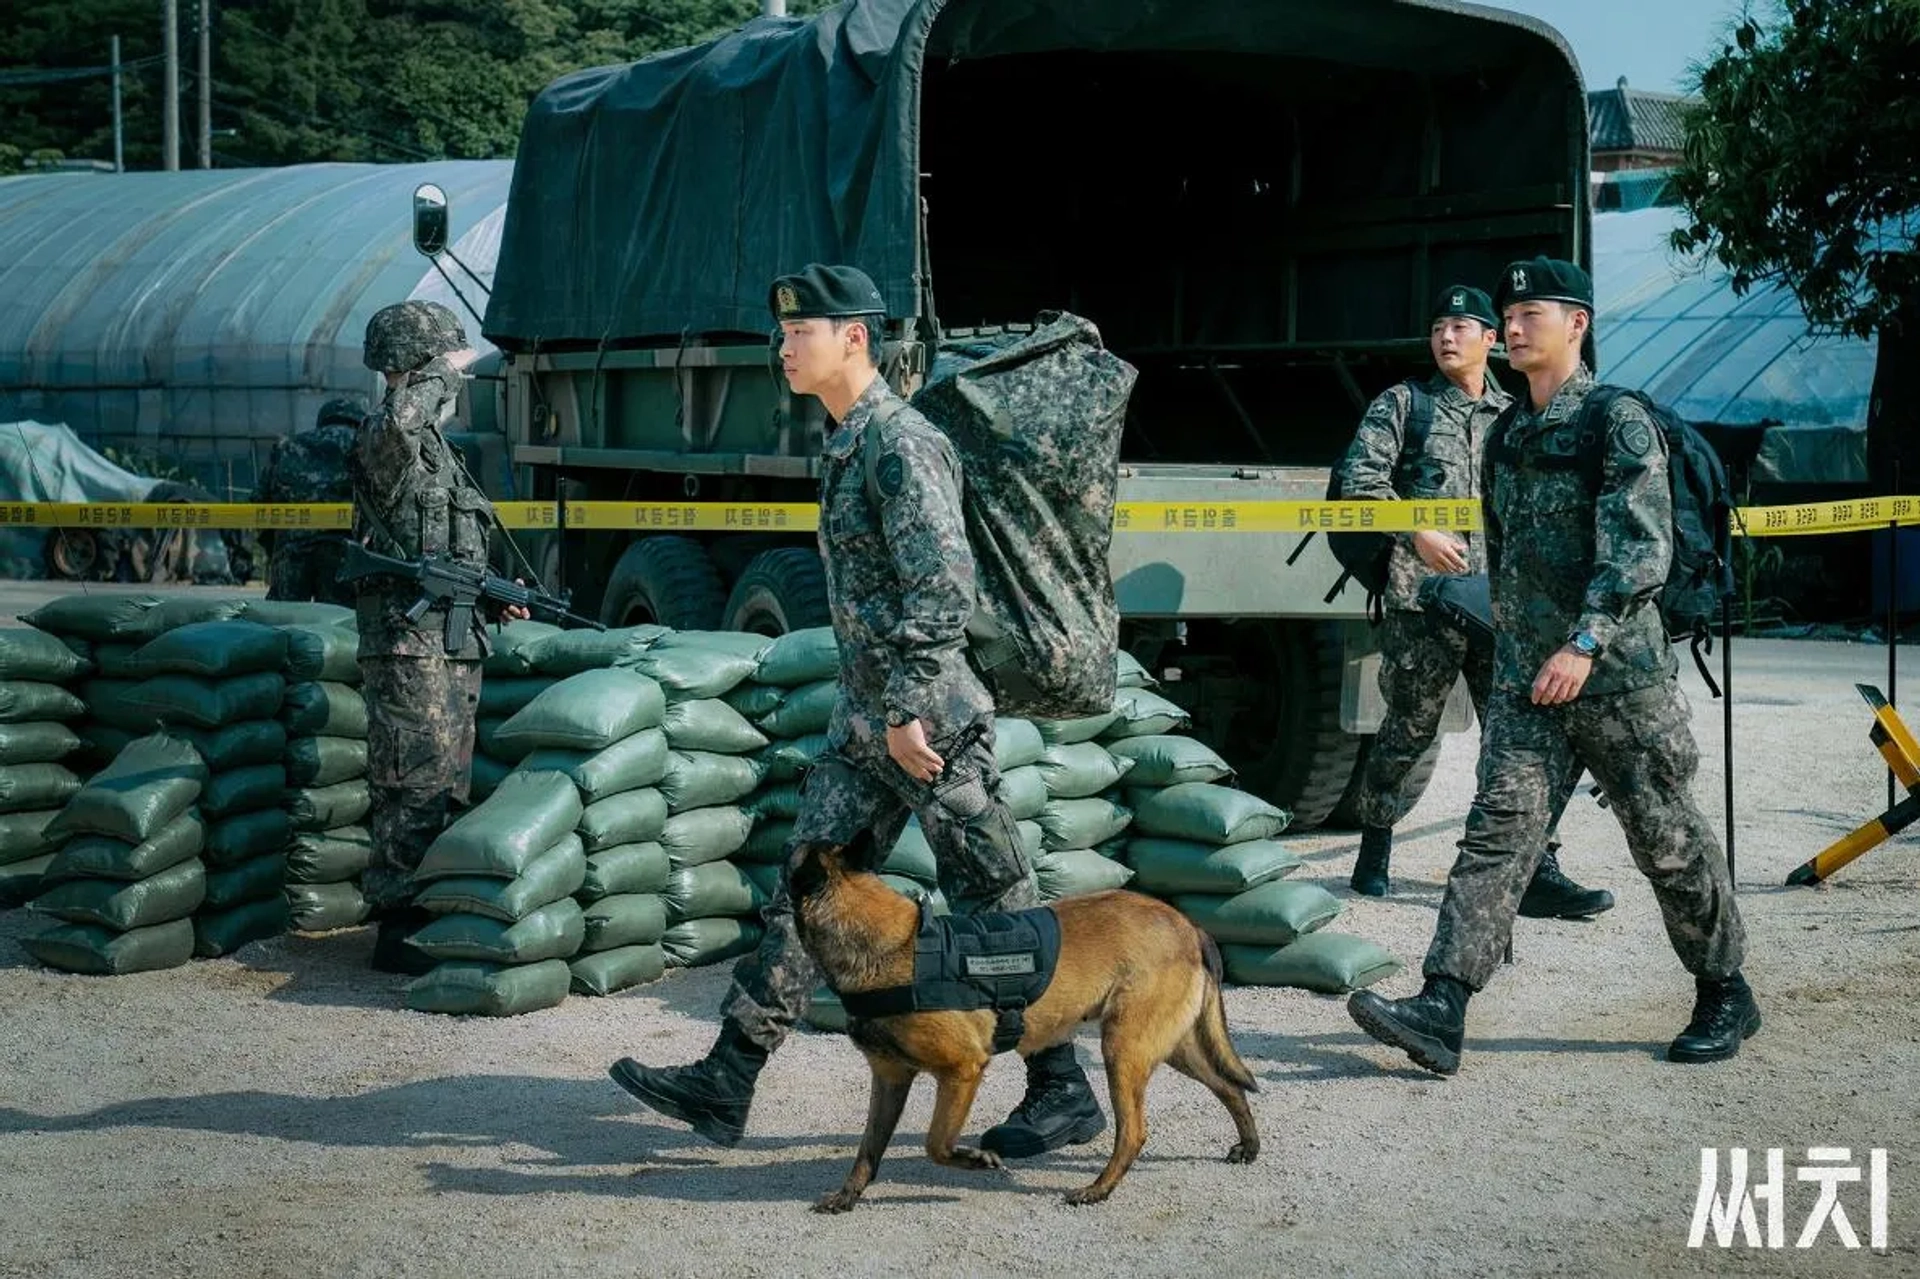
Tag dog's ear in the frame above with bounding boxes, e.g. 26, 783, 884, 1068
840, 826, 876, 870
787, 840, 830, 899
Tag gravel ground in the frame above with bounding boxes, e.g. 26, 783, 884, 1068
2, 584, 1916, 1278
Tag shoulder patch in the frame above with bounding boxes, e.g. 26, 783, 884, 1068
876, 451, 906, 498
1618, 417, 1654, 458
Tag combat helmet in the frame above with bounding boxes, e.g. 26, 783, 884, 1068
362, 300, 470, 373
314, 396, 368, 427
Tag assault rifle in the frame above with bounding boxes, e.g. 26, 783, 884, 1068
338, 542, 604, 655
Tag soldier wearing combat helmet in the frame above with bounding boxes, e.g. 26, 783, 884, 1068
251, 395, 364, 605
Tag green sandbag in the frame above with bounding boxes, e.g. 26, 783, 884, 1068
473, 716, 515, 760
120, 671, 286, 730
0, 681, 88, 723
476, 677, 557, 717
123, 596, 249, 641
284, 780, 371, 831
285, 736, 367, 787
410, 897, 586, 964
49, 732, 207, 843
284, 826, 372, 885
0, 627, 91, 682
481, 620, 562, 676
1102, 687, 1192, 739
736, 819, 793, 864
578, 841, 670, 901
79, 679, 154, 732
1116, 649, 1157, 690
752, 626, 839, 686
651, 629, 776, 660
417, 770, 584, 880
1222, 932, 1403, 992
280, 681, 367, 738
659, 750, 766, 813
662, 861, 767, 923
21, 594, 162, 642
203, 852, 287, 910
577, 787, 668, 851
470, 752, 510, 801
201, 807, 292, 869
1035, 849, 1136, 901
806, 985, 849, 1032
200, 764, 288, 820
192, 894, 291, 957
631, 646, 759, 701
0, 722, 82, 766
75, 722, 136, 765
21, 917, 194, 975
1036, 797, 1133, 851
1175, 881, 1341, 946
494, 668, 667, 754
280, 624, 362, 683
404, 959, 573, 1017
660, 916, 762, 968
758, 679, 836, 738
998, 765, 1049, 820
414, 835, 588, 922
0, 853, 54, 908
744, 782, 802, 823
180, 719, 289, 772
659, 806, 755, 868
569, 944, 667, 995
993, 717, 1046, 769
1125, 838, 1303, 894
286, 881, 371, 931
1105, 735, 1234, 787
724, 683, 786, 720
0, 808, 66, 866
45, 810, 205, 881
758, 733, 829, 782
581, 892, 670, 950
1129, 783, 1290, 846
125, 620, 289, 679
519, 625, 665, 676
879, 819, 938, 884
518, 728, 670, 803
662, 698, 769, 754
32, 857, 206, 930
1034, 711, 1119, 746
1034, 742, 1133, 800
0, 763, 81, 814
239, 599, 354, 628
90, 644, 142, 677
738, 860, 781, 900
1017, 819, 1044, 862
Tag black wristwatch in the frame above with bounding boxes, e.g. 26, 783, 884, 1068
884, 707, 915, 728
1567, 629, 1600, 658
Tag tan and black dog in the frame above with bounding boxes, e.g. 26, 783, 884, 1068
789, 833, 1260, 1211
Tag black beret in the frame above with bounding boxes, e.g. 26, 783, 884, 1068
769, 263, 887, 322
1494, 256, 1594, 315
1430, 284, 1497, 329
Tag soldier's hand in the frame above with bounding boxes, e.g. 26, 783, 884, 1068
887, 718, 945, 783
495, 580, 533, 624
1412, 529, 1469, 574
1532, 647, 1593, 706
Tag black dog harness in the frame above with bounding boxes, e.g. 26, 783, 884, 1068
837, 901, 1062, 1054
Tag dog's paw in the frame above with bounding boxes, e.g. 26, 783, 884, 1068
943, 1144, 1003, 1172
1063, 1184, 1113, 1207
1226, 1141, 1259, 1165
812, 1189, 862, 1214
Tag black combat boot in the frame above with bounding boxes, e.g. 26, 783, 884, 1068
978, 1043, 1106, 1158
1350, 826, 1393, 897
1668, 972, 1762, 1064
608, 1022, 769, 1147
1347, 975, 1470, 1076
1518, 846, 1616, 919
370, 906, 436, 976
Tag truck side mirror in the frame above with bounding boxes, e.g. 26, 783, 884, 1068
412, 183, 450, 257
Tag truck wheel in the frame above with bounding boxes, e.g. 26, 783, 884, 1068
600, 536, 725, 629
723, 547, 830, 636
1324, 736, 1443, 831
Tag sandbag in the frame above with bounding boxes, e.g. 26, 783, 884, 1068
477, 676, 557, 717
280, 624, 362, 683
79, 679, 153, 732
0, 628, 90, 682
0, 763, 81, 814
1125, 838, 1303, 895
752, 627, 838, 687
417, 770, 584, 880
1103, 687, 1192, 739
662, 861, 766, 923
284, 780, 371, 831
1017, 819, 1044, 862
284, 827, 372, 885
44, 810, 205, 882
1034, 712, 1119, 746
658, 806, 755, 868
410, 897, 586, 964
877, 873, 939, 905
75, 722, 136, 764
1034, 849, 1135, 901
577, 787, 669, 851
518, 728, 670, 804
125, 620, 289, 679
49, 733, 207, 843
758, 734, 829, 782
630, 647, 759, 701
280, 681, 368, 738
879, 820, 938, 884
124, 596, 249, 641
203, 852, 287, 911
192, 894, 291, 957
200, 807, 292, 869
993, 717, 1046, 769
660, 916, 762, 968
744, 782, 802, 823
470, 752, 510, 801
649, 629, 775, 660
404, 959, 573, 1016
658, 750, 765, 813
285, 736, 367, 788
120, 671, 286, 730
998, 765, 1049, 820
180, 719, 289, 773
472, 717, 512, 759
414, 835, 587, 922
725, 683, 786, 721
569, 944, 667, 995
0, 808, 68, 865
32, 857, 207, 930
738, 860, 781, 900
1116, 649, 1156, 690
494, 669, 667, 754
286, 881, 372, 931
736, 819, 793, 864
578, 841, 670, 901
21, 916, 194, 975
21, 594, 161, 642
1175, 881, 1341, 946
1129, 783, 1290, 846
0, 681, 87, 724
1105, 735, 1234, 787
89, 644, 143, 678
1036, 797, 1132, 851
580, 892, 670, 950
238, 599, 354, 628
519, 625, 665, 676
0, 853, 53, 908
1222, 932, 1402, 992
0, 722, 82, 766
200, 763, 288, 820
661, 699, 768, 754
1033, 742, 1133, 799
481, 620, 562, 676
758, 680, 836, 739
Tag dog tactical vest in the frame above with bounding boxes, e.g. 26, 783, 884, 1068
837, 901, 1062, 1054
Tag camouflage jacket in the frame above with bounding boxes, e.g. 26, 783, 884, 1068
252, 424, 356, 553
818, 377, 990, 761
1334, 372, 1509, 612
1483, 365, 1677, 697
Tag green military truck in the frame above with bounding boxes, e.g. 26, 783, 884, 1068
434, 0, 1591, 829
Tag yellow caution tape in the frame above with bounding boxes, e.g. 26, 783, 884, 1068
562, 501, 819, 532
0, 502, 562, 531
1735, 496, 1920, 538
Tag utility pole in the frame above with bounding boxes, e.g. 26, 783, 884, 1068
197, 0, 211, 168
163, 0, 180, 170
763, 1, 786, 15
111, 36, 125, 173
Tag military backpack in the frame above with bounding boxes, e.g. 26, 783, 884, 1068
1323, 379, 1436, 606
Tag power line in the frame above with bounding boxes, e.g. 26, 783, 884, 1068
209, 93, 439, 161
0, 55, 165, 86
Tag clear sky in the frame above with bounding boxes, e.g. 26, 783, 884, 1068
1493, 0, 1756, 94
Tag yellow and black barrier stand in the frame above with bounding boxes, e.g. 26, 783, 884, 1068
1786, 684, 1920, 886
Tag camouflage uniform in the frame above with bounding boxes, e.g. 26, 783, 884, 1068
252, 400, 361, 606
722, 376, 1033, 1051
1424, 366, 1745, 988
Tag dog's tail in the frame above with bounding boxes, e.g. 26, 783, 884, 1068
1195, 929, 1259, 1093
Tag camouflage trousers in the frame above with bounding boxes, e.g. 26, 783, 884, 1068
1355, 608, 1495, 829
1425, 682, 1745, 989
722, 720, 1035, 1052
265, 536, 354, 606
359, 654, 482, 912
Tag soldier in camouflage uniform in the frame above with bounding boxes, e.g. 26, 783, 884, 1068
1349, 258, 1758, 1075
252, 397, 364, 605
1336, 286, 1611, 920
610, 264, 1106, 1157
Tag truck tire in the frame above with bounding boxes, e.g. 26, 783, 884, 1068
723, 547, 830, 636
1324, 735, 1443, 831
1206, 619, 1364, 832
600, 536, 726, 629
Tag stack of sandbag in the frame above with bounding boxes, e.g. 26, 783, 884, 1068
20, 733, 208, 975
730, 627, 837, 881
0, 627, 92, 906
276, 616, 375, 934
15, 593, 161, 772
